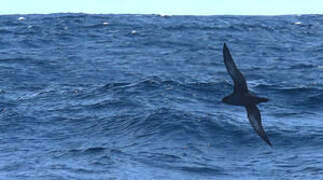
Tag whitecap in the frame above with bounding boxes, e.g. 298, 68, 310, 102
158, 14, 171, 18
18, 17, 25, 21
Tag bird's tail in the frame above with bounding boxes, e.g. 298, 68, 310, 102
255, 97, 269, 104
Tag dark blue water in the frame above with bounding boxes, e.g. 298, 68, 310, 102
0, 13, 323, 179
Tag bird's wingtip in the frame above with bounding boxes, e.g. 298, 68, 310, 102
223, 43, 230, 53
267, 141, 273, 147
264, 136, 273, 147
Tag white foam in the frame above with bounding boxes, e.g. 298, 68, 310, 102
18, 17, 25, 21
158, 14, 171, 18
294, 21, 302, 25
103, 22, 109, 25
318, 66, 323, 69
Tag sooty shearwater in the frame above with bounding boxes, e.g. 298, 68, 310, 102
222, 43, 272, 146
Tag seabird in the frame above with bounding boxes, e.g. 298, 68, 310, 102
222, 43, 272, 146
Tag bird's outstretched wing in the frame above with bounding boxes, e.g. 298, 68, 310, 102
245, 104, 272, 146
223, 43, 248, 93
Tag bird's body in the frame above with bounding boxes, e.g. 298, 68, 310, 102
222, 43, 272, 146
222, 92, 268, 106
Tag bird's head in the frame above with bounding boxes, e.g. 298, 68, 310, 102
222, 96, 230, 104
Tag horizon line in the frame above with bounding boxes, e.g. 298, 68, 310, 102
1, 12, 323, 16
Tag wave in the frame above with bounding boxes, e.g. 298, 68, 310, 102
88, 106, 323, 148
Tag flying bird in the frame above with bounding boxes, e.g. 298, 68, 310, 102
222, 43, 272, 146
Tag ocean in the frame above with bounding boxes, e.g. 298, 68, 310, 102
0, 13, 322, 180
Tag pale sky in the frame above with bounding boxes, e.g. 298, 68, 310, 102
1, 0, 323, 15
